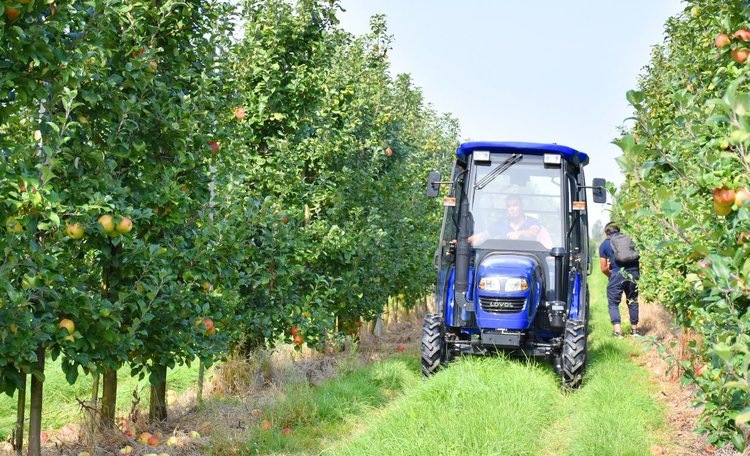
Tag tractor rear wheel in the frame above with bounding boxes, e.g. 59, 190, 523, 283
421, 313, 446, 377
561, 319, 587, 388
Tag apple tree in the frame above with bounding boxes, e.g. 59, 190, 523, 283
614, 0, 750, 449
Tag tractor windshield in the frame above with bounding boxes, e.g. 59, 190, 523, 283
469, 154, 563, 251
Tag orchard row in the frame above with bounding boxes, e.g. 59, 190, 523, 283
615, 0, 750, 450
0, 0, 458, 453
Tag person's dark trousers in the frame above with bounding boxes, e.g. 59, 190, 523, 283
607, 270, 639, 325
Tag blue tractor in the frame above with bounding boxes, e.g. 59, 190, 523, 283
423, 141, 607, 388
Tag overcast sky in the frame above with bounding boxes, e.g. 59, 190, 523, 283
337, 1, 685, 224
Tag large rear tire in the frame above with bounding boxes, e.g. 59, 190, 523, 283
561, 319, 587, 388
421, 313, 446, 377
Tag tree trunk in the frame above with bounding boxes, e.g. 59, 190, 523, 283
149, 364, 168, 422
28, 346, 45, 456
14, 375, 26, 456
374, 313, 383, 337
101, 368, 118, 427
91, 372, 99, 405
197, 362, 204, 405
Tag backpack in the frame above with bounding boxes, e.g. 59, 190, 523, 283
610, 233, 640, 265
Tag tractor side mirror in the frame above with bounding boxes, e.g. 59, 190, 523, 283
591, 178, 607, 203
425, 171, 441, 197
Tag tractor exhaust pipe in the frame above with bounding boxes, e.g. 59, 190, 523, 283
453, 185, 473, 325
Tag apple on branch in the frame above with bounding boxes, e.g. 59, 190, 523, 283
98, 214, 116, 234
66, 222, 85, 239
116, 216, 133, 234
715, 33, 731, 48
203, 318, 215, 334
735, 187, 750, 207
59, 318, 75, 335
732, 48, 750, 63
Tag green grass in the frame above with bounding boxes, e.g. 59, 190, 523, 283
539, 272, 664, 455
232, 272, 668, 456
0, 358, 200, 440
236, 355, 422, 455
326, 357, 562, 456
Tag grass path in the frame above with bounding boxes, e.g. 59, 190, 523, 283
243, 272, 673, 456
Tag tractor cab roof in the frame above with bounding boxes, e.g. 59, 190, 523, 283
456, 141, 589, 166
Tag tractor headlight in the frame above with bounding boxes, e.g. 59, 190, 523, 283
478, 276, 528, 292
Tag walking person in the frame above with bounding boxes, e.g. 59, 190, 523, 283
599, 222, 640, 337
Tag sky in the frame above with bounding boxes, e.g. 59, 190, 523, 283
337, 1, 685, 225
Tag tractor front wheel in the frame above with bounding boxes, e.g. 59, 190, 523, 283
561, 319, 587, 388
421, 313, 447, 377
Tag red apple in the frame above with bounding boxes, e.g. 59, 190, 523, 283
385, 147, 393, 157
293, 334, 304, 345
713, 186, 736, 205
734, 29, 750, 41
138, 432, 153, 444
5, 6, 21, 22
146, 435, 160, 446
291, 326, 298, 336
115, 216, 133, 234
732, 48, 750, 63
716, 33, 731, 48
282, 427, 292, 436
208, 140, 219, 154
261, 419, 271, 430
203, 318, 215, 334
234, 107, 247, 120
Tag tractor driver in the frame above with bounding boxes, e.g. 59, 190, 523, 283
469, 194, 541, 244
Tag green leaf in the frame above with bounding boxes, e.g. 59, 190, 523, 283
711, 342, 733, 362
626, 90, 645, 108
661, 200, 681, 217
45, 122, 61, 135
